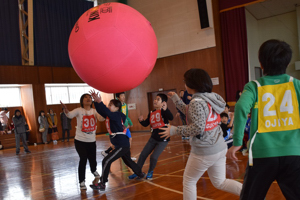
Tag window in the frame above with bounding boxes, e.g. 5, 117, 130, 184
0, 86, 22, 107
45, 84, 100, 105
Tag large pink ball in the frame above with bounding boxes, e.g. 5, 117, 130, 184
68, 3, 158, 93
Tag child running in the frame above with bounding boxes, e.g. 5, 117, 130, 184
101, 92, 135, 160
159, 68, 242, 200
128, 93, 173, 180
227, 39, 300, 199
89, 90, 145, 191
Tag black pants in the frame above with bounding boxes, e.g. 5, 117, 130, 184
241, 156, 300, 200
62, 129, 70, 140
74, 139, 97, 183
101, 147, 142, 183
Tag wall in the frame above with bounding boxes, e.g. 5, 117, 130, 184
246, 10, 300, 80
126, 0, 225, 131
0, 66, 112, 144
245, 10, 260, 81
128, 0, 216, 58
0, 0, 225, 139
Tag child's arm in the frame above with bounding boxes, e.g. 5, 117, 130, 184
227, 112, 234, 128
159, 100, 206, 139
90, 90, 116, 119
60, 101, 78, 119
96, 112, 105, 122
168, 92, 187, 114
139, 113, 150, 127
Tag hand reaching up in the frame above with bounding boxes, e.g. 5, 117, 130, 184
60, 101, 69, 114
89, 90, 102, 103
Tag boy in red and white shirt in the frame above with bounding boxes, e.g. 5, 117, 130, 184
128, 93, 173, 180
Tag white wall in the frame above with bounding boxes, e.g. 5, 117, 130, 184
246, 10, 260, 81
128, 0, 216, 58
246, 10, 300, 80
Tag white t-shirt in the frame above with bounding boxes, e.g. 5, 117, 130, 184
66, 107, 102, 142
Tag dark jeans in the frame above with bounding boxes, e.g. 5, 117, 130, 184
101, 147, 142, 183
241, 156, 300, 200
62, 129, 70, 140
137, 137, 168, 173
74, 139, 97, 183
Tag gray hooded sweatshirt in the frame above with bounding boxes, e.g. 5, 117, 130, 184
170, 92, 227, 155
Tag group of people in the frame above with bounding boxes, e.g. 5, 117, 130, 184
1, 39, 300, 200
37, 108, 72, 144
60, 39, 300, 200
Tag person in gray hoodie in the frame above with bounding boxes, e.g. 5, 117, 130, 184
160, 68, 242, 200
12, 109, 31, 155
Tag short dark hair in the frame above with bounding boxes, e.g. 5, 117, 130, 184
14, 109, 21, 115
116, 92, 125, 98
259, 39, 292, 75
2, 108, 8, 111
157, 93, 168, 103
39, 110, 45, 116
80, 93, 92, 108
220, 113, 228, 118
225, 104, 230, 109
110, 99, 122, 112
184, 68, 212, 93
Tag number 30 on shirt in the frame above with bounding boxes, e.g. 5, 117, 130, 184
257, 81, 300, 133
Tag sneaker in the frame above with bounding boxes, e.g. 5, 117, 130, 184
185, 136, 190, 140
131, 157, 137, 161
182, 136, 185, 140
25, 150, 31, 153
136, 172, 146, 180
146, 171, 153, 180
101, 151, 108, 157
16, 152, 20, 155
90, 182, 106, 191
80, 181, 87, 190
128, 173, 138, 180
98, 182, 106, 191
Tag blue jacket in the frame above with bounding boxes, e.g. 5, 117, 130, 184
94, 102, 129, 148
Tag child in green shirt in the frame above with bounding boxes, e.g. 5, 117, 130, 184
227, 39, 300, 199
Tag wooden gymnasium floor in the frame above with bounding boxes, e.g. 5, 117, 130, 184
0, 132, 286, 200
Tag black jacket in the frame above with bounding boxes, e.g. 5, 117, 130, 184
140, 108, 173, 141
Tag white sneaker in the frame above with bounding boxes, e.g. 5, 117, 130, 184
131, 157, 137, 161
80, 181, 87, 190
101, 151, 108, 157
93, 171, 100, 178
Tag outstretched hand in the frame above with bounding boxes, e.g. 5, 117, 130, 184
138, 115, 144, 122
167, 92, 176, 98
226, 145, 242, 161
162, 102, 167, 110
60, 101, 69, 113
159, 125, 171, 139
89, 90, 102, 103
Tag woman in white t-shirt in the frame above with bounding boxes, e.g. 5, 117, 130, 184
61, 93, 104, 190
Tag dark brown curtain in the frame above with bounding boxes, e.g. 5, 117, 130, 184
220, 7, 249, 102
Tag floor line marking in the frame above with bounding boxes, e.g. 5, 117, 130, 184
145, 181, 213, 200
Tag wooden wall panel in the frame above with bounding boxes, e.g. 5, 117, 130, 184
20, 85, 37, 144
38, 67, 53, 84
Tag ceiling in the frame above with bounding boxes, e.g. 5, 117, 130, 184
246, 0, 300, 20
